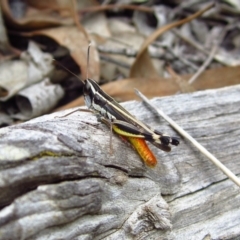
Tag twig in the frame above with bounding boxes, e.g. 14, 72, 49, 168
135, 89, 240, 188
172, 25, 233, 67
98, 45, 137, 57
172, 28, 207, 54
78, 4, 153, 14
98, 45, 169, 59
188, 23, 229, 85
165, 45, 199, 71
188, 44, 218, 84
100, 54, 130, 69
166, 65, 195, 93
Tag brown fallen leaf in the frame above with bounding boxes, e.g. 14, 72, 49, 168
96, 65, 240, 100
166, 65, 195, 93
78, 4, 153, 15
1, 0, 75, 30
55, 64, 240, 110
130, 50, 160, 78
30, 26, 100, 81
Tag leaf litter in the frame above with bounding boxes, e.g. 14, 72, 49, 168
0, 0, 240, 124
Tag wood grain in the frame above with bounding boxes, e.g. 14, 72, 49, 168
0, 85, 240, 240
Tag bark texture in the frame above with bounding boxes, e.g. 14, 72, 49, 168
0, 85, 240, 240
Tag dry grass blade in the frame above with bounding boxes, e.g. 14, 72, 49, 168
135, 89, 240, 188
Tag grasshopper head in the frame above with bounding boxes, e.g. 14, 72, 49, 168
83, 79, 98, 108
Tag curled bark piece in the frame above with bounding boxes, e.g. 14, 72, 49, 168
0, 41, 53, 101
0, 112, 13, 127
11, 78, 64, 120
0, 60, 28, 100
20, 41, 54, 83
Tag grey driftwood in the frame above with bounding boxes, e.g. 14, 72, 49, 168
0, 84, 240, 240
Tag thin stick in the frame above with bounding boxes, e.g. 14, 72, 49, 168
87, 42, 91, 80
188, 25, 229, 85
188, 44, 218, 85
58, 108, 92, 118
109, 121, 113, 154
135, 89, 240, 188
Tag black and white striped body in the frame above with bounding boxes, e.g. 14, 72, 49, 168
84, 78, 118, 122
83, 78, 179, 151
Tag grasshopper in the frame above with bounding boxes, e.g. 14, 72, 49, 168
58, 43, 179, 167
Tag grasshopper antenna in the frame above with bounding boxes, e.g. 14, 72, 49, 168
87, 42, 91, 80
53, 59, 84, 84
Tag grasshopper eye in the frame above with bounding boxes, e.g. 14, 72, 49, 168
94, 93, 105, 107
94, 93, 101, 105
84, 80, 95, 97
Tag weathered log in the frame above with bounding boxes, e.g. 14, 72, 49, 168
0, 84, 240, 240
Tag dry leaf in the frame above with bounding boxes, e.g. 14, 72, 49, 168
1, 0, 74, 30
129, 3, 214, 78
56, 76, 179, 110
31, 26, 100, 81
56, 64, 240, 110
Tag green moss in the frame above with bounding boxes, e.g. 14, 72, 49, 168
32, 151, 73, 160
